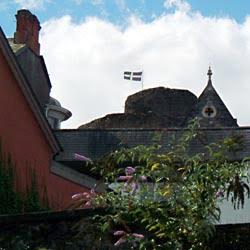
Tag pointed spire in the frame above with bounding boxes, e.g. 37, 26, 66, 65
207, 66, 212, 86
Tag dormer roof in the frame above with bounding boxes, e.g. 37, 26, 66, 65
185, 67, 238, 127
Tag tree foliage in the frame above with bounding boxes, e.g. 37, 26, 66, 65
72, 120, 250, 249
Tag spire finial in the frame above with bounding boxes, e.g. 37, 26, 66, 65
207, 66, 212, 81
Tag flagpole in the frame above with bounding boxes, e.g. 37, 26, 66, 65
141, 70, 144, 91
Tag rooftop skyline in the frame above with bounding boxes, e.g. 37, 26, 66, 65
1, 0, 250, 128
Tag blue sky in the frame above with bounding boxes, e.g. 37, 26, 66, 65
1, 0, 250, 37
1, 0, 250, 128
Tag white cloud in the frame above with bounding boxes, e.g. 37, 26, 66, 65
40, 4, 250, 128
164, 0, 191, 13
14, 0, 51, 9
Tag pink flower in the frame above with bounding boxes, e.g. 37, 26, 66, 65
113, 230, 126, 236
215, 191, 224, 198
71, 189, 97, 208
114, 237, 126, 246
74, 153, 92, 162
113, 231, 144, 247
118, 176, 133, 181
125, 166, 136, 175
139, 175, 147, 182
71, 193, 82, 200
90, 188, 96, 194
132, 233, 144, 239
84, 201, 92, 207
71, 192, 90, 200
130, 182, 139, 194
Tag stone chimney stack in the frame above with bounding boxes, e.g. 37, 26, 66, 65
14, 9, 41, 55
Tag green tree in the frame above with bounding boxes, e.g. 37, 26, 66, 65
73, 120, 250, 249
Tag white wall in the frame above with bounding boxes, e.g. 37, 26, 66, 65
218, 197, 250, 224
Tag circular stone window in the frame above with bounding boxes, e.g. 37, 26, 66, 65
202, 105, 217, 118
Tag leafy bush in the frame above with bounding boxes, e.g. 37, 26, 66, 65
72, 120, 250, 249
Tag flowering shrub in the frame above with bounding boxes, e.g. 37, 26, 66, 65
113, 230, 144, 247
71, 188, 97, 208
74, 153, 92, 163
73, 120, 250, 249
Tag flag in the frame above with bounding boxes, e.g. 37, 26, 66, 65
124, 71, 143, 81
124, 71, 132, 80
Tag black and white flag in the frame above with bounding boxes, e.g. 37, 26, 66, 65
124, 71, 143, 81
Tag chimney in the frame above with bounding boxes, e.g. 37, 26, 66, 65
14, 9, 41, 55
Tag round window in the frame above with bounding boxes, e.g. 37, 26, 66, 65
202, 105, 217, 118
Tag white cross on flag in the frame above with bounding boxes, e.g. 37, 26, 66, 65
124, 71, 143, 81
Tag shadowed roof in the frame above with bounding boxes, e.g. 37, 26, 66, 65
55, 127, 250, 164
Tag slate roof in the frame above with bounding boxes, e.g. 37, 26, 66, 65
55, 127, 250, 163
8, 38, 52, 109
